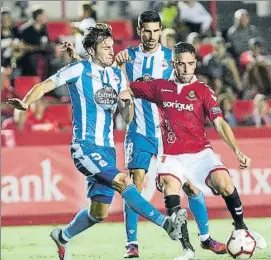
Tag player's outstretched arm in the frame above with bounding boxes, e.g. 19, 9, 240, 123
7, 79, 56, 111
213, 117, 251, 169
129, 80, 158, 104
118, 89, 134, 124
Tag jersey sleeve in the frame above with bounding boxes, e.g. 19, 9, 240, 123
120, 70, 128, 92
203, 86, 223, 121
49, 62, 83, 88
130, 80, 158, 103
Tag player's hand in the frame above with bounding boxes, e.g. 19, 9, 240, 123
115, 49, 130, 66
6, 98, 28, 111
118, 89, 132, 101
235, 149, 251, 169
59, 41, 81, 60
118, 89, 132, 108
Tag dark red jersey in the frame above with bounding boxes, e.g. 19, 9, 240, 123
130, 76, 223, 154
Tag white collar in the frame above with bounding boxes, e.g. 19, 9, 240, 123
138, 43, 162, 56
88, 58, 106, 71
174, 75, 198, 94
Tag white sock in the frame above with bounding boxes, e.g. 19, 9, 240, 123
200, 234, 210, 242
126, 241, 138, 246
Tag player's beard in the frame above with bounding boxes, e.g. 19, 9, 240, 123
143, 40, 158, 51
176, 73, 193, 84
102, 57, 114, 67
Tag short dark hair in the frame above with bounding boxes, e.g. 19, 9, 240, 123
82, 23, 112, 52
173, 42, 196, 56
83, 4, 92, 13
32, 8, 44, 20
138, 10, 161, 28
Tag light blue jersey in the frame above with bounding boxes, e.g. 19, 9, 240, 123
50, 59, 127, 203
124, 44, 173, 170
126, 44, 173, 139
50, 60, 127, 147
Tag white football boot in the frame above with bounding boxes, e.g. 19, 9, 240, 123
174, 248, 197, 260
249, 229, 267, 249
50, 227, 70, 260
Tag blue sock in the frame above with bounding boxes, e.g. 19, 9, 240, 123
62, 208, 99, 241
188, 192, 209, 236
122, 184, 166, 227
124, 201, 139, 243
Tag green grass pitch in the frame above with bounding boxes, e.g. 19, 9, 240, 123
2, 218, 271, 260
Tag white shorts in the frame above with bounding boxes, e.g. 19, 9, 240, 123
157, 148, 228, 194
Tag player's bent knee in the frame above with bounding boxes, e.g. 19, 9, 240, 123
90, 201, 110, 221
159, 175, 181, 195
211, 170, 234, 196
183, 180, 200, 196
218, 182, 235, 196
112, 172, 132, 193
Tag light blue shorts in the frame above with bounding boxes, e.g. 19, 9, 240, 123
125, 132, 158, 171
71, 142, 120, 204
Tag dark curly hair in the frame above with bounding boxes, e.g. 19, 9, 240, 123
82, 23, 113, 53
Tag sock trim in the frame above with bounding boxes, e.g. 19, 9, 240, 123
188, 191, 204, 200
88, 212, 102, 223
121, 184, 136, 196
200, 234, 210, 242
126, 241, 138, 246
62, 229, 71, 241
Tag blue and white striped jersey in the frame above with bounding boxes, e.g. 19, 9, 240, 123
125, 44, 173, 138
49, 60, 127, 147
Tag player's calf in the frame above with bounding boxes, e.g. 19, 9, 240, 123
209, 170, 234, 197
130, 169, 146, 192
211, 173, 267, 249
124, 169, 145, 258
160, 175, 195, 252
209, 170, 247, 230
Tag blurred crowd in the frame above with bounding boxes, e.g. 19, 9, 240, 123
1, 0, 271, 133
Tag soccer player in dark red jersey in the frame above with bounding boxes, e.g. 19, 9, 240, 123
129, 42, 267, 260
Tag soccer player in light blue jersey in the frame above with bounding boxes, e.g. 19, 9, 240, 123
115, 10, 226, 258
7, 24, 187, 260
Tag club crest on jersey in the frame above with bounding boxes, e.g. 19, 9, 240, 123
94, 85, 118, 111
113, 74, 120, 84
135, 74, 154, 82
161, 60, 169, 70
187, 90, 197, 100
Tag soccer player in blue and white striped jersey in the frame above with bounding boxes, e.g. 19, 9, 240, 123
8, 24, 187, 260
116, 11, 226, 258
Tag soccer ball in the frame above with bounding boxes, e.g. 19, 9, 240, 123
226, 229, 256, 259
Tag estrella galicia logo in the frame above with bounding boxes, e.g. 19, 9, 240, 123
135, 74, 154, 82
94, 85, 118, 111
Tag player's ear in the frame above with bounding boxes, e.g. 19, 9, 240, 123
170, 61, 175, 70
136, 26, 141, 37
159, 26, 162, 37
88, 47, 95, 56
